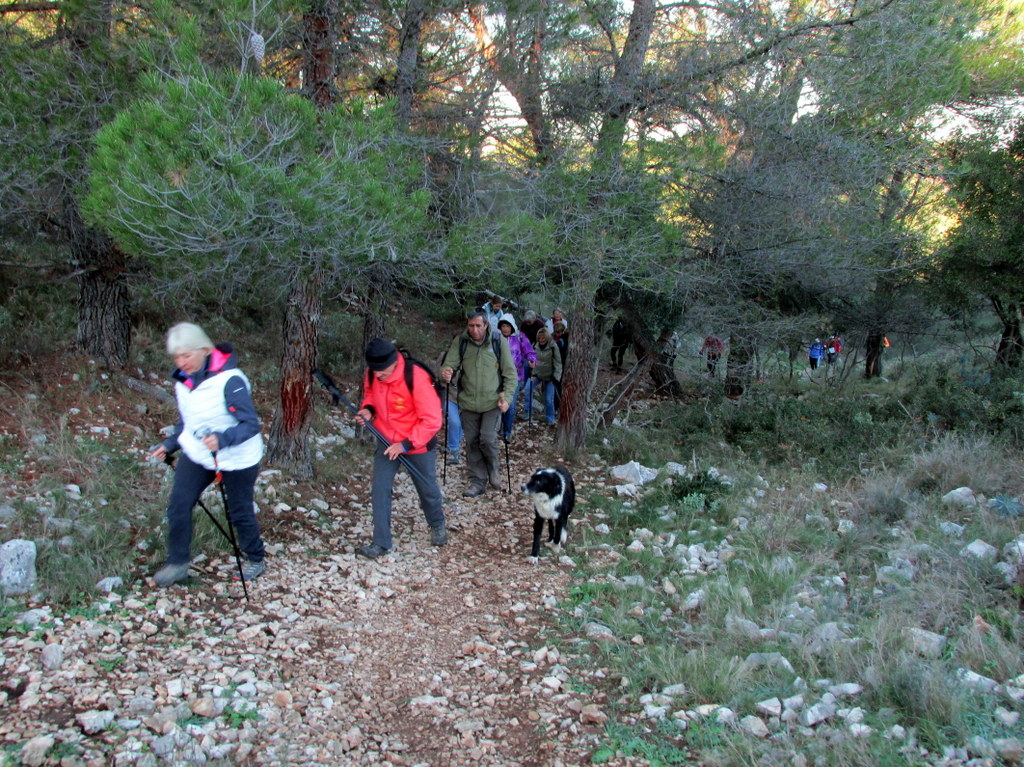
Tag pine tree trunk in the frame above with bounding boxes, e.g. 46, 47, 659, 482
993, 300, 1023, 368
556, 301, 595, 452
266, 271, 323, 478
66, 205, 130, 368
724, 333, 754, 399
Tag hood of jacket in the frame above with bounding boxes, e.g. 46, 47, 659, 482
497, 313, 518, 334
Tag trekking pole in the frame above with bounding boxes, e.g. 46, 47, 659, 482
442, 384, 449, 484
528, 378, 534, 429
502, 432, 512, 494
195, 428, 250, 602
154, 446, 250, 602
312, 369, 436, 488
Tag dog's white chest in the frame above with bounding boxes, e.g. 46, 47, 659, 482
532, 494, 562, 520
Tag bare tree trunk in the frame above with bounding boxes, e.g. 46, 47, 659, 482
556, 298, 595, 452
865, 329, 885, 379
724, 332, 755, 399
63, 0, 130, 368
360, 275, 388, 362
65, 197, 130, 368
266, 4, 338, 476
395, 0, 425, 129
993, 298, 1023, 368
267, 269, 323, 478
302, 0, 338, 109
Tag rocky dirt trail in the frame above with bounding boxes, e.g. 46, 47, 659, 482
2, 418, 623, 767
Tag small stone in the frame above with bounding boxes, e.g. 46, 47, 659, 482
95, 576, 123, 593
755, 698, 782, 717
77, 710, 115, 734
581, 704, 608, 724
190, 697, 216, 718
739, 715, 770, 737
960, 539, 997, 562
40, 644, 63, 671
994, 738, 1024, 764
272, 690, 293, 707
906, 627, 947, 658
20, 736, 54, 767
942, 487, 977, 507
801, 702, 835, 726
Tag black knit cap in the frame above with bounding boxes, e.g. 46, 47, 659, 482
365, 338, 398, 371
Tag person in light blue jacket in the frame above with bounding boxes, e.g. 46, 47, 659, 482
808, 338, 826, 370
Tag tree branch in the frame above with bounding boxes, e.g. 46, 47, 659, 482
0, 1, 61, 13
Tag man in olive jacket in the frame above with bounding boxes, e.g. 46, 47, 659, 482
441, 312, 518, 497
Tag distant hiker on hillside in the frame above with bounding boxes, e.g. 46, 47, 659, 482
497, 314, 536, 439
551, 321, 568, 411
441, 313, 517, 498
526, 327, 562, 425
699, 334, 725, 377
609, 317, 631, 374
354, 338, 447, 559
519, 310, 545, 347
481, 295, 507, 334
149, 322, 266, 586
809, 338, 826, 370
545, 308, 568, 335
826, 334, 843, 366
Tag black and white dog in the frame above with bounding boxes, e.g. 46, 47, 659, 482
522, 466, 576, 561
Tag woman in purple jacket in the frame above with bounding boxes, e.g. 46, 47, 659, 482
497, 315, 536, 439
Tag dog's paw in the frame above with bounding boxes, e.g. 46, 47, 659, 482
527, 556, 539, 564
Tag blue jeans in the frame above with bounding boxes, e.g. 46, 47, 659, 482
370, 446, 445, 550
525, 378, 556, 423
445, 397, 462, 453
165, 454, 264, 565
501, 379, 525, 437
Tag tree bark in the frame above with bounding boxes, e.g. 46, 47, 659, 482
469, 1, 552, 164
865, 329, 885, 379
555, 298, 595, 452
724, 332, 755, 399
65, 205, 131, 368
395, 0, 425, 129
265, 1, 338, 476
267, 269, 323, 478
993, 298, 1023, 368
302, 0, 338, 109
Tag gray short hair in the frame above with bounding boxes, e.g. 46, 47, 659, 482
166, 322, 214, 355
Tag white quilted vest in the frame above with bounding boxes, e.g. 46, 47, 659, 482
175, 370, 263, 471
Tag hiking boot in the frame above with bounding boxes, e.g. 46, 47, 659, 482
448, 450, 460, 465
357, 543, 389, 559
430, 523, 449, 546
154, 562, 191, 587
234, 559, 265, 582
462, 485, 486, 498
488, 470, 502, 490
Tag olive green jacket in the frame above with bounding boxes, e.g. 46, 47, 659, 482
441, 329, 518, 413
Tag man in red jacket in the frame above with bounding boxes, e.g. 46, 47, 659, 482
355, 338, 447, 559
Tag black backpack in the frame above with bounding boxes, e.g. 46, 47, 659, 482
367, 347, 443, 400
400, 349, 444, 402
365, 348, 442, 450
456, 335, 504, 392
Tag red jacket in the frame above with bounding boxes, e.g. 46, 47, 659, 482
360, 355, 442, 454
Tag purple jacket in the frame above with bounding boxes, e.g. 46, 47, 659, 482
498, 314, 537, 381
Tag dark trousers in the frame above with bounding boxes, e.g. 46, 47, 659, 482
371, 446, 445, 549
165, 454, 264, 565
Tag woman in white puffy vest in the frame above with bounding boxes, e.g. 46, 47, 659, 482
149, 323, 266, 586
